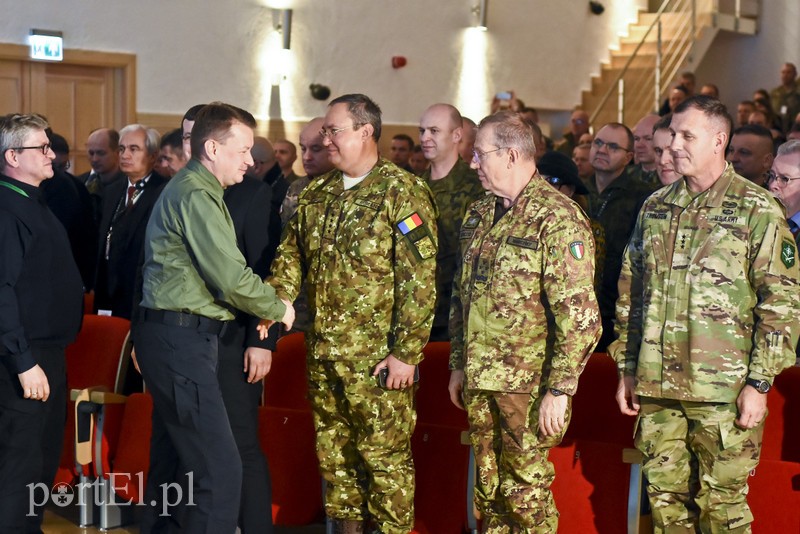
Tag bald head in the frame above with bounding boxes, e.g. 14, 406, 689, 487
419, 103, 463, 168
246, 136, 276, 180
86, 127, 120, 176
299, 117, 333, 178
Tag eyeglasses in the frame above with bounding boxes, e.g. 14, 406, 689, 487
8, 143, 52, 155
592, 138, 631, 153
182, 133, 191, 141
766, 170, 800, 186
472, 147, 508, 163
319, 125, 357, 139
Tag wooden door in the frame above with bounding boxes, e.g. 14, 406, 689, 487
31, 62, 117, 175
0, 44, 135, 176
0, 59, 29, 115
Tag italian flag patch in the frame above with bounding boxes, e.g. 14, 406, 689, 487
569, 241, 585, 260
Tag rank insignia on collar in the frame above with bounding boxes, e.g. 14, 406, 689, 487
781, 239, 796, 268
569, 241, 585, 260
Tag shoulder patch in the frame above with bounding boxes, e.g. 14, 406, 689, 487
569, 241, 585, 260
781, 239, 796, 268
398, 212, 424, 234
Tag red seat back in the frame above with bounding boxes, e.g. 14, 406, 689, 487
263, 332, 311, 411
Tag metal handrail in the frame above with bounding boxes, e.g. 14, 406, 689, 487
588, 0, 759, 127
589, 0, 678, 125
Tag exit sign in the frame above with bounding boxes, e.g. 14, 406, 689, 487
29, 30, 63, 62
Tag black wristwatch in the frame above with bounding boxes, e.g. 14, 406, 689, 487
549, 388, 567, 397
745, 377, 771, 394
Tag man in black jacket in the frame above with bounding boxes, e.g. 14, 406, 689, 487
94, 123, 166, 319
0, 113, 84, 532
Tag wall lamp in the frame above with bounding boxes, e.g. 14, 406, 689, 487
472, 0, 488, 31
274, 9, 292, 49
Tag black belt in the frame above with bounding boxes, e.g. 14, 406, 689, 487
142, 308, 227, 336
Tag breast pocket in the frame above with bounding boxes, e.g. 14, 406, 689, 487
689, 225, 746, 284
339, 198, 391, 274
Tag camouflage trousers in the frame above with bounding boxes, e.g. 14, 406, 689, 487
464, 389, 570, 534
636, 397, 764, 534
307, 359, 416, 534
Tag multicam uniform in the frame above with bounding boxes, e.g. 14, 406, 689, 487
610, 164, 800, 533
268, 158, 437, 534
422, 158, 485, 340
450, 174, 601, 533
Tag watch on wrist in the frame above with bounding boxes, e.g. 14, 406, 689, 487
549, 388, 567, 397
745, 377, 771, 394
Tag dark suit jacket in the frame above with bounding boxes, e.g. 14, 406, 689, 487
221, 176, 276, 350
41, 170, 97, 290
94, 172, 166, 319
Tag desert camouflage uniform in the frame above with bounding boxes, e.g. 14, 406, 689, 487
450, 174, 601, 533
269, 158, 437, 534
609, 164, 800, 533
422, 157, 485, 340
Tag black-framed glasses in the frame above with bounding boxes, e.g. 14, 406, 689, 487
8, 143, 52, 155
472, 146, 508, 163
592, 138, 631, 153
766, 169, 800, 186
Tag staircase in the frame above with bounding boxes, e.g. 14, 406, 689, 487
584, 0, 760, 129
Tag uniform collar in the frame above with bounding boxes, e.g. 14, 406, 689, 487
663, 162, 736, 209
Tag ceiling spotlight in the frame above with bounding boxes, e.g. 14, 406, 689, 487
589, 1, 605, 15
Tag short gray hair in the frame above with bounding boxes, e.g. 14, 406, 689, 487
119, 124, 161, 157
777, 139, 800, 158
0, 114, 50, 170
478, 111, 537, 160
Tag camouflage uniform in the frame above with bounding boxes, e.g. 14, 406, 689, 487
609, 165, 800, 533
279, 174, 312, 332
585, 165, 656, 350
450, 174, 601, 533
422, 158, 485, 340
269, 158, 437, 534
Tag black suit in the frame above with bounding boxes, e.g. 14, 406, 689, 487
41, 170, 97, 291
218, 176, 276, 533
95, 172, 166, 319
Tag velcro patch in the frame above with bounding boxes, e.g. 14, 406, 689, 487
414, 236, 436, 260
355, 198, 380, 210
781, 239, 796, 268
398, 212, 424, 234
506, 236, 538, 250
645, 212, 668, 220
569, 241, 585, 260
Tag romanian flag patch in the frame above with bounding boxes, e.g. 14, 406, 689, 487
398, 212, 424, 234
569, 241, 585, 260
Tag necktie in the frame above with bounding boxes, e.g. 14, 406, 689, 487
789, 219, 800, 239
125, 185, 136, 209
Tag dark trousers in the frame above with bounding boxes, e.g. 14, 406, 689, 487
0, 346, 67, 534
217, 324, 273, 534
134, 321, 242, 534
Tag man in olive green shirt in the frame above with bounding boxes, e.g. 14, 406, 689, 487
134, 102, 293, 533
419, 103, 484, 341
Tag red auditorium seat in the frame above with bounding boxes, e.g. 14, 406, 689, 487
55, 315, 131, 486
749, 365, 800, 533
551, 353, 640, 534
411, 341, 472, 534
261, 332, 324, 526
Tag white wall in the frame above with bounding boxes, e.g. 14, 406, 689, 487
694, 2, 800, 115
0, 0, 646, 125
